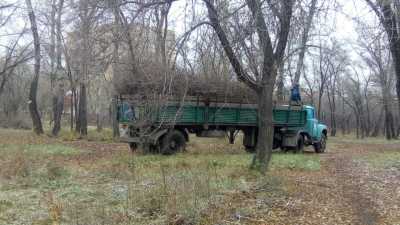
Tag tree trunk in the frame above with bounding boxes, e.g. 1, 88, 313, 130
317, 91, 323, 119
251, 83, 274, 172
51, 0, 65, 136
25, 0, 44, 135
96, 113, 102, 132
75, 0, 90, 136
293, 0, 318, 85
371, 108, 383, 137
111, 97, 119, 137
70, 87, 74, 130
77, 83, 87, 136
52, 83, 64, 136
383, 98, 396, 139
112, 1, 120, 138
276, 63, 285, 102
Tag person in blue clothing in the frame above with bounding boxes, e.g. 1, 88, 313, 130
123, 102, 135, 121
290, 84, 302, 105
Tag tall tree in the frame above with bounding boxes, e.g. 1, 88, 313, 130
51, 0, 65, 136
293, 0, 318, 86
75, 0, 98, 136
111, 0, 120, 138
204, 0, 294, 172
365, 0, 400, 135
359, 36, 396, 139
25, 0, 44, 135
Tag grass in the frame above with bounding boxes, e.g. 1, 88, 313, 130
332, 134, 400, 145
358, 152, 400, 169
58, 127, 114, 142
0, 128, 322, 225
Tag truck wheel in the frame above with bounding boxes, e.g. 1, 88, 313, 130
244, 146, 256, 153
129, 143, 137, 152
314, 134, 327, 153
280, 146, 289, 153
295, 135, 305, 153
161, 130, 186, 155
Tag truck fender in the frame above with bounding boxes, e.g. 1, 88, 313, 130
316, 124, 328, 142
176, 128, 189, 142
149, 129, 169, 145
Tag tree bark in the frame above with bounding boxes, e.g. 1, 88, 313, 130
25, 0, 44, 135
112, 0, 120, 138
77, 83, 87, 136
371, 108, 383, 137
51, 0, 65, 136
52, 83, 64, 136
252, 83, 275, 171
111, 96, 119, 137
75, 0, 91, 136
293, 0, 318, 86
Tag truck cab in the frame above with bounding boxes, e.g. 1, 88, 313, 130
304, 105, 327, 153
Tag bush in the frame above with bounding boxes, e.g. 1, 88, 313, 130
0, 114, 31, 130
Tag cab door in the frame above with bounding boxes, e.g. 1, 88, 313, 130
306, 108, 318, 140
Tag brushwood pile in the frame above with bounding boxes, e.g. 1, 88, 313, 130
114, 70, 257, 104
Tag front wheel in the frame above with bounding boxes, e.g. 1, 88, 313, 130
160, 130, 186, 155
314, 134, 327, 153
129, 143, 137, 152
244, 145, 256, 153
295, 135, 305, 153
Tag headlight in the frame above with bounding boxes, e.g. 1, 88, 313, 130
119, 124, 129, 137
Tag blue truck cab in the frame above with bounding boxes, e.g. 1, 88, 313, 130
303, 105, 328, 153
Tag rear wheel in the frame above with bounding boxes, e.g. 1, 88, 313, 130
295, 135, 304, 153
129, 143, 137, 152
280, 146, 289, 153
314, 134, 327, 153
161, 130, 186, 155
244, 145, 256, 153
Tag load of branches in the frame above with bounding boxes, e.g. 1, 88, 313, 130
114, 61, 257, 104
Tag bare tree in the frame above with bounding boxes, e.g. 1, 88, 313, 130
0, 33, 32, 98
25, 0, 44, 135
48, 0, 65, 136
293, 0, 318, 86
365, 0, 400, 134
74, 0, 101, 136
359, 35, 396, 139
204, 0, 294, 172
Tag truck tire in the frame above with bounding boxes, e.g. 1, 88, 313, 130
314, 134, 327, 153
244, 146, 256, 153
295, 135, 305, 153
161, 130, 186, 155
129, 143, 137, 152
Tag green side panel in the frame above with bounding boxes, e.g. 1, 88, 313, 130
210, 108, 237, 124
157, 105, 206, 124
121, 102, 307, 127
205, 107, 258, 125
237, 108, 258, 124
273, 109, 306, 126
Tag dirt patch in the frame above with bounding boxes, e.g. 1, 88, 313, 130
325, 153, 381, 225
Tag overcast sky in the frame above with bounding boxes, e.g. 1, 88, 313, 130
1, 0, 379, 66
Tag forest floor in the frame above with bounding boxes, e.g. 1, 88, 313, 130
0, 128, 399, 225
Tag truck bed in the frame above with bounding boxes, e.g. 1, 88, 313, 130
130, 103, 307, 127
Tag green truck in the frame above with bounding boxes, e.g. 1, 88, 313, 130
117, 96, 327, 154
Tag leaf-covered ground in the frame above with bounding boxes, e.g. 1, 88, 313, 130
0, 129, 399, 224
